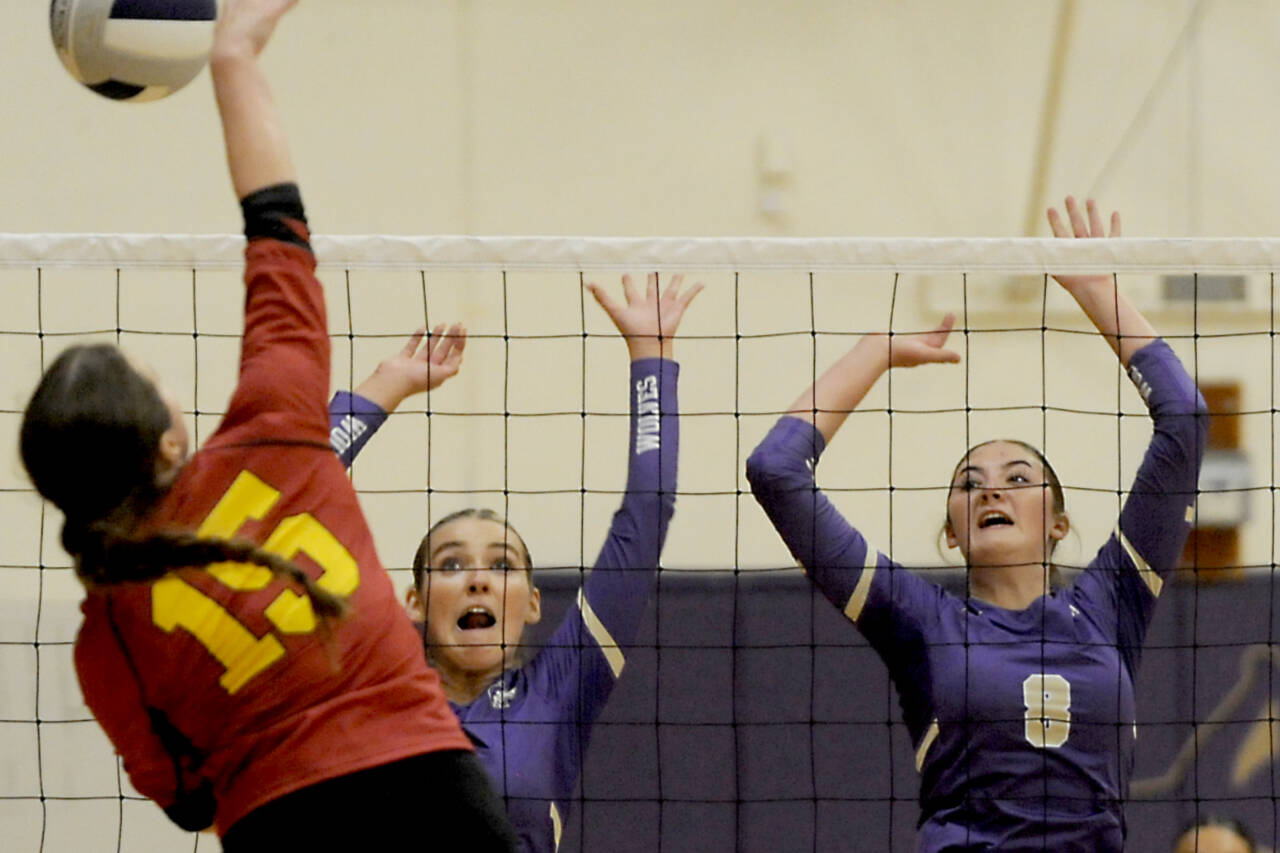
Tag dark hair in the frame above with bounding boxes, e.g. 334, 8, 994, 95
1175, 814, 1256, 853
411, 508, 533, 590
21, 344, 344, 619
942, 439, 1069, 585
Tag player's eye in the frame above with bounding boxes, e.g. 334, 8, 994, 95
492, 558, 513, 572
1009, 473, 1029, 485
435, 557, 464, 572
960, 478, 981, 491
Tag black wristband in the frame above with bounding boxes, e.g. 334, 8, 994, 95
240, 182, 309, 249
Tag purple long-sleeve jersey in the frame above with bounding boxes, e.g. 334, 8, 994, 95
330, 358, 679, 852
746, 339, 1207, 852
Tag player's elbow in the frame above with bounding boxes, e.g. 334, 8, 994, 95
1189, 386, 1210, 462
162, 782, 216, 832
744, 446, 773, 491
745, 445, 799, 498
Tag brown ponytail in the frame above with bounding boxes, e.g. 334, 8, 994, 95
69, 522, 346, 619
24, 344, 346, 621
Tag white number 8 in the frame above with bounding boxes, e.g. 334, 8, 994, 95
1022, 673, 1071, 749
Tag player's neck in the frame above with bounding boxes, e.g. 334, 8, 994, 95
430, 648, 509, 701
967, 563, 1050, 611
432, 658, 507, 706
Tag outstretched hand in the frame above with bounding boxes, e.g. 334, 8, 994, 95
213, 0, 299, 61
1047, 195, 1157, 365
210, 0, 299, 198
586, 273, 704, 361
876, 314, 962, 369
353, 325, 467, 413
1046, 196, 1120, 294
786, 313, 960, 442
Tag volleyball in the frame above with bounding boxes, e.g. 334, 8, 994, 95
49, 0, 218, 102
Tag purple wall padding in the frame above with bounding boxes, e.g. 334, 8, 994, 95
521, 569, 1280, 852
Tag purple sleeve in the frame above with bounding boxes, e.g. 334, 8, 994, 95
1073, 338, 1208, 668
327, 391, 389, 469
535, 358, 679, 722
1116, 339, 1209, 576
580, 358, 679, 636
745, 416, 941, 653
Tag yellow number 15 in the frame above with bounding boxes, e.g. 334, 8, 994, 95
151, 470, 359, 694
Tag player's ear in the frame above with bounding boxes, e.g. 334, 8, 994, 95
155, 428, 185, 484
405, 585, 425, 621
1048, 511, 1069, 544
524, 583, 541, 626
943, 516, 959, 550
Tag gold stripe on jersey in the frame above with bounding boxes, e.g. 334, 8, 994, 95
578, 588, 625, 679
843, 543, 879, 624
551, 801, 563, 850
1117, 526, 1163, 597
915, 719, 940, 772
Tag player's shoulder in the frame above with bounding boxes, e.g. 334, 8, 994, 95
881, 563, 958, 609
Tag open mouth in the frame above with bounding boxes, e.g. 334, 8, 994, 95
457, 607, 497, 630
978, 511, 1013, 529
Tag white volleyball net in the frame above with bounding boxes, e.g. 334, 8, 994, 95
1, 233, 1277, 852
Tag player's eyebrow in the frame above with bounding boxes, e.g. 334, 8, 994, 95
429, 540, 463, 561
487, 542, 522, 558
429, 541, 522, 563
954, 459, 1035, 480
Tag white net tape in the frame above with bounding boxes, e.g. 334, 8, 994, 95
2, 233, 1277, 852
4, 233, 1280, 272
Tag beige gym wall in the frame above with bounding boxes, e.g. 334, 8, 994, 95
3, 4, 1279, 846
1, 0, 1276, 577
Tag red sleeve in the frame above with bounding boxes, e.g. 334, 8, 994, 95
75, 597, 182, 810
219, 232, 330, 443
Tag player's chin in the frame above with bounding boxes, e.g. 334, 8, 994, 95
435, 625, 504, 654
964, 543, 1016, 571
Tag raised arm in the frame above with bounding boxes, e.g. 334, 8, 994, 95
329, 326, 466, 466
748, 315, 960, 576
1046, 196, 1158, 367
534, 274, 699, 734
745, 322, 954, 705
351, 326, 467, 412
786, 316, 960, 444
1049, 199, 1208, 663
211, 0, 298, 200
571, 274, 700, 647
1047, 196, 1205, 576
211, 0, 331, 434
1071, 333, 1207, 672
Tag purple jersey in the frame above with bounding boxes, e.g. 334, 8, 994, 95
330, 358, 679, 852
746, 339, 1206, 852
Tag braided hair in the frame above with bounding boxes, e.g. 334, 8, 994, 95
21, 344, 345, 619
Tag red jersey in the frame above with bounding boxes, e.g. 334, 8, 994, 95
73, 212, 470, 835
